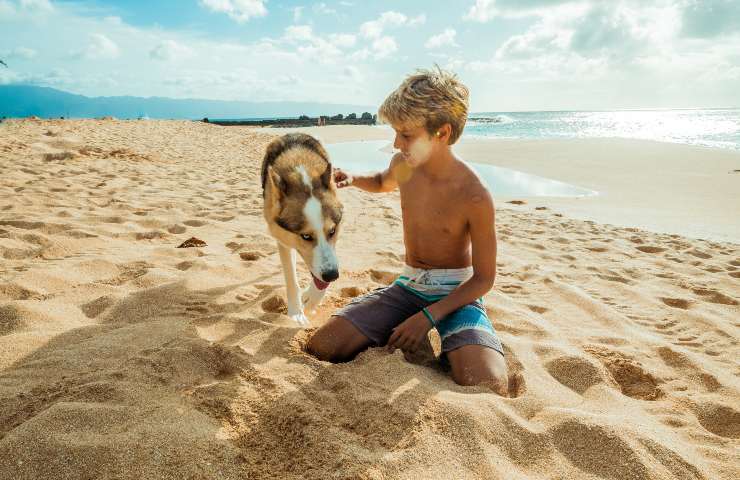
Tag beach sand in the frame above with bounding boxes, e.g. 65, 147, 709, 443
1, 119, 738, 479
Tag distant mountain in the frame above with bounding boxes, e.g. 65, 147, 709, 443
0, 85, 377, 120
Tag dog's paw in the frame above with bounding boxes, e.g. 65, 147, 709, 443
301, 284, 326, 311
288, 311, 310, 326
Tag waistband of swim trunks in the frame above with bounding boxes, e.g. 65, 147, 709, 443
400, 264, 474, 284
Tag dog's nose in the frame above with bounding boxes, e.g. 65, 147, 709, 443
321, 268, 339, 283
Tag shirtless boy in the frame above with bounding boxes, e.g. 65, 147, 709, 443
306, 67, 508, 395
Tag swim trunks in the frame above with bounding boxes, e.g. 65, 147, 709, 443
333, 265, 504, 356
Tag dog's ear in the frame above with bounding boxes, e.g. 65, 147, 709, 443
320, 163, 333, 190
267, 166, 287, 206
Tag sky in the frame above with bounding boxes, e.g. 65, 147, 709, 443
1, 0, 739, 111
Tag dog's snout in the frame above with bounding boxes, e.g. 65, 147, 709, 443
322, 268, 339, 283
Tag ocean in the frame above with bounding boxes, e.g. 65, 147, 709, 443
463, 109, 740, 151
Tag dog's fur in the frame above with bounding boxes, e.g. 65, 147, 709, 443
261, 133, 343, 325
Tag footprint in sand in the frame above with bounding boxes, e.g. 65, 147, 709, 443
183, 219, 208, 227
498, 283, 524, 294
687, 249, 712, 259
691, 288, 738, 306
0, 304, 25, 335
636, 245, 666, 254
549, 420, 659, 479
167, 224, 187, 234
544, 355, 607, 394
135, 230, 167, 241
369, 269, 397, 285
175, 261, 195, 271
660, 297, 692, 309
693, 402, 740, 438
80, 295, 118, 319
261, 294, 288, 314
584, 345, 664, 400
656, 346, 721, 393
239, 251, 264, 261
527, 305, 549, 314
340, 286, 368, 298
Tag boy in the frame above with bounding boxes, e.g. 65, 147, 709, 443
306, 67, 508, 395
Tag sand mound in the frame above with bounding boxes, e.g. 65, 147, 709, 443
0, 120, 737, 479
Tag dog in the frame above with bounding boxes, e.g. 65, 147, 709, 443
261, 133, 343, 325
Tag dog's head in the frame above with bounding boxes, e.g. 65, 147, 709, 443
262, 134, 343, 289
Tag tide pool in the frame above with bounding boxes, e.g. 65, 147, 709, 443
325, 141, 597, 198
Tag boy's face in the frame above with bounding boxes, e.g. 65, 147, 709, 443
391, 123, 439, 168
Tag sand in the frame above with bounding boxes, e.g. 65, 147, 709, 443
0, 119, 738, 479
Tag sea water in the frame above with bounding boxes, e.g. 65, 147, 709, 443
464, 109, 740, 151
325, 141, 596, 198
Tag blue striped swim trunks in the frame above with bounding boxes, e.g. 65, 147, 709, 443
334, 265, 503, 355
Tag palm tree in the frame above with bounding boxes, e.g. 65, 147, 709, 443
0, 60, 7, 68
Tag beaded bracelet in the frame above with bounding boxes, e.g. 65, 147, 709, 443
422, 307, 436, 328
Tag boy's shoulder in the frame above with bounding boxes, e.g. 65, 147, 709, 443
452, 159, 493, 205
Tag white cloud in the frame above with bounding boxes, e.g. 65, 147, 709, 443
198, 0, 267, 23
149, 40, 193, 61
284, 25, 314, 42
76, 34, 120, 60
292, 6, 303, 22
464, 0, 497, 22
283, 25, 357, 63
360, 11, 426, 39
371, 36, 397, 59
425, 29, 458, 49
329, 33, 356, 48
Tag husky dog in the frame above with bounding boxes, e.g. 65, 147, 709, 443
261, 133, 342, 325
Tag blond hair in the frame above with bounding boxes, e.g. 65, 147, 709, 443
378, 66, 469, 145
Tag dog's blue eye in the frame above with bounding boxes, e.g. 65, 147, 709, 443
328, 227, 336, 237
300, 234, 314, 242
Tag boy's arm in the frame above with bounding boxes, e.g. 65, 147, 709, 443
425, 190, 497, 321
386, 190, 497, 353
337, 152, 402, 193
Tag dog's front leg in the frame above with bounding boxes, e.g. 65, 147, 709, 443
301, 282, 327, 313
277, 243, 309, 326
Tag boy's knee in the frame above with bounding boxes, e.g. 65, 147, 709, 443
452, 368, 508, 396
306, 316, 371, 363
306, 332, 339, 362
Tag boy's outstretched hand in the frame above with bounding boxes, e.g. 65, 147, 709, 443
333, 168, 353, 188
387, 312, 433, 353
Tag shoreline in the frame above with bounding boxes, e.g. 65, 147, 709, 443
261, 125, 740, 243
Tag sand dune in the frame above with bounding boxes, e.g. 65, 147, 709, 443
1, 119, 738, 479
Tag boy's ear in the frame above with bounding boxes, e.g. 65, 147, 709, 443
438, 123, 452, 142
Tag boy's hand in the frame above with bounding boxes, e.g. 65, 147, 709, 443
386, 311, 433, 353
333, 168, 353, 188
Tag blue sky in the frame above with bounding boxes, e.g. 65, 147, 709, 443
1, 0, 739, 111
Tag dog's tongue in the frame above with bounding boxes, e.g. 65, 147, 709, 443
312, 274, 330, 290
